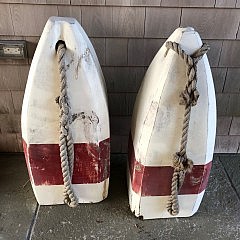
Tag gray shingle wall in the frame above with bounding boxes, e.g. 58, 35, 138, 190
0, 2, 239, 153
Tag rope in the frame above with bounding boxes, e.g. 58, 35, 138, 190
56, 42, 78, 207
165, 41, 209, 216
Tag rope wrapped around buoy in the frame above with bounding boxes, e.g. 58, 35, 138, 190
164, 41, 209, 216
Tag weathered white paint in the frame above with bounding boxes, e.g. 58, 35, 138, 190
21, 17, 110, 204
128, 177, 205, 219
33, 179, 109, 205
129, 27, 216, 218
22, 17, 109, 144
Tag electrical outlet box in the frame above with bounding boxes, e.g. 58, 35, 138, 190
0, 40, 27, 59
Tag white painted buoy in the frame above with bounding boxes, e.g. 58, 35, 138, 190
128, 27, 216, 219
22, 17, 110, 205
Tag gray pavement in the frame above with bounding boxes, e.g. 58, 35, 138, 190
0, 154, 37, 240
1, 154, 240, 240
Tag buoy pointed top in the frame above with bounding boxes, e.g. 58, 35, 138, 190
48, 16, 76, 24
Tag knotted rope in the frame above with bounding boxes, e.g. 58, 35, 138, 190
56, 42, 78, 207
165, 41, 209, 216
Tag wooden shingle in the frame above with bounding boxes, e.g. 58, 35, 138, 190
161, 0, 215, 7
216, 116, 232, 135
108, 93, 136, 115
22, 0, 47, 3
112, 7, 145, 37
224, 68, 240, 93
0, 133, 19, 152
22, 0, 70, 3
0, 114, 21, 134
216, 93, 230, 116
10, 4, 58, 36
211, 67, 227, 93
205, 40, 222, 67
0, 4, 14, 35
106, 38, 128, 66
58, 6, 82, 24
106, 0, 130, 5
128, 39, 165, 66
219, 41, 240, 67
214, 136, 240, 153
110, 116, 131, 135
0, 65, 29, 91
103, 66, 145, 92
228, 94, 240, 116
11, 91, 24, 114
237, 0, 240, 7
0, 91, 14, 114
0, 0, 22, 3
230, 117, 240, 135
130, 0, 161, 6
111, 135, 128, 153
71, 0, 105, 5
215, 0, 236, 8
82, 6, 112, 37
181, 8, 240, 39
90, 38, 106, 65
145, 8, 181, 38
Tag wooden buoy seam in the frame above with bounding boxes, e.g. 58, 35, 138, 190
165, 41, 209, 216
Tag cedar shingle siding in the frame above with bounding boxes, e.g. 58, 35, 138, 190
0, 1, 239, 153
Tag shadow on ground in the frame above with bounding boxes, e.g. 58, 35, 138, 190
0, 154, 36, 240
31, 155, 240, 240
1, 154, 240, 240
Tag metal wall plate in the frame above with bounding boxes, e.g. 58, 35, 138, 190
0, 40, 27, 59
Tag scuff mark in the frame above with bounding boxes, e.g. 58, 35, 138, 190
155, 106, 171, 131
102, 179, 108, 199
82, 48, 90, 62
89, 111, 99, 124
143, 101, 158, 127
75, 48, 91, 79
75, 57, 81, 79
190, 176, 202, 186
71, 111, 99, 125
135, 164, 142, 172
137, 100, 159, 162
71, 112, 86, 123
70, 111, 99, 143
66, 58, 74, 70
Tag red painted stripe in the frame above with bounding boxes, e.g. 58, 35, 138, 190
23, 138, 110, 186
128, 134, 212, 196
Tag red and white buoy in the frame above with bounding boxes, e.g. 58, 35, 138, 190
128, 27, 216, 219
22, 17, 110, 206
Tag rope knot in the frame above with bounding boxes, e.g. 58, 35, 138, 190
179, 86, 199, 106
166, 41, 209, 108
174, 152, 193, 173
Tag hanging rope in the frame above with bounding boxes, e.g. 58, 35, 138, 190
56, 42, 78, 207
165, 41, 209, 216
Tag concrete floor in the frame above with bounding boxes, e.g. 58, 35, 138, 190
1, 154, 240, 240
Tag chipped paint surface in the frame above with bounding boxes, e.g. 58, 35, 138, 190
128, 27, 216, 218
23, 138, 110, 186
129, 134, 212, 196
21, 17, 110, 204
22, 17, 109, 145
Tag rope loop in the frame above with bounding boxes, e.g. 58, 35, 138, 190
56, 42, 78, 208
165, 40, 209, 216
